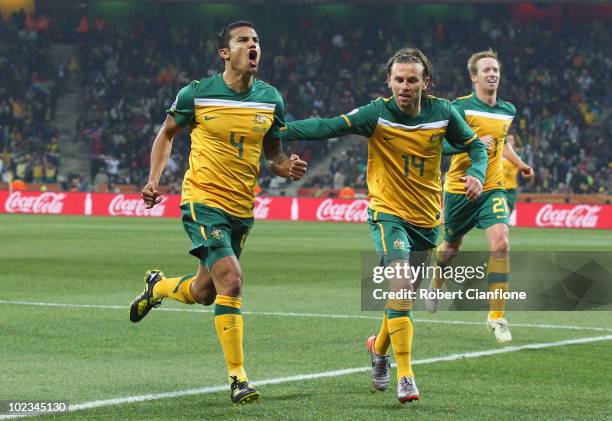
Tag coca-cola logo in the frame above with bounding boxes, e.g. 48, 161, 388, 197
316, 199, 369, 222
254, 197, 272, 219
5, 191, 66, 214
109, 194, 167, 217
535, 204, 601, 228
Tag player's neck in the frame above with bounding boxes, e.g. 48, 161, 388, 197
222, 69, 254, 93
398, 99, 421, 117
475, 88, 497, 107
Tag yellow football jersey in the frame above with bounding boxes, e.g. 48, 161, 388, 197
284, 96, 485, 228
444, 93, 516, 194
168, 75, 285, 218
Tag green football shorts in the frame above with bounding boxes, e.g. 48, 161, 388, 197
505, 188, 517, 214
443, 189, 509, 243
180, 202, 253, 270
368, 208, 439, 266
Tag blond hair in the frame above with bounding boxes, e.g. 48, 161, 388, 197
467, 49, 500, 76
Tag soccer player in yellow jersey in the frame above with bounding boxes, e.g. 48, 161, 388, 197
281, 48, 488, 403
129, 21, 307, 404
427, 50, 533, 343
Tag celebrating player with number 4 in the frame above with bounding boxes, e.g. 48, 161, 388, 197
130, 21, 307, 404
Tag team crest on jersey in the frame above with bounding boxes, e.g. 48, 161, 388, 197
211, 227, 224, 240
393, 238, 406, 250
253, 114, 268, 124
430, 134, 443, 143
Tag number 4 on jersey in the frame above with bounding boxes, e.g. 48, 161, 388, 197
230, 132, 245, 158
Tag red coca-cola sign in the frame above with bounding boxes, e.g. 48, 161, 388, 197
90, 193, 181, 218
536, 204, 601, 228
1, 191, 610, 230
108, 194, 168, 217
314, 198, 370, 222
1, 191, 84, 215
517, 203, 611, 229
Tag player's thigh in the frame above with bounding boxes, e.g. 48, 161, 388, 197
475, 190, 510, 232
443, 192, 478, 243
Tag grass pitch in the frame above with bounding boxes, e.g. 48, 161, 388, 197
1, 214, 611, 420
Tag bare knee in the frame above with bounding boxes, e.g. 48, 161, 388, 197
492, 236, 509, 257
212, 259, 243, 297
490, 227, 510, 257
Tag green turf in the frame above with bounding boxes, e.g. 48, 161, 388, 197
1, 214, 611, 419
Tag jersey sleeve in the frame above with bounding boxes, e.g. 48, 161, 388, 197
446, 103, 488, 184
166, 81, 197, 128
265, 89, 286, 140
281, 100, 381, 141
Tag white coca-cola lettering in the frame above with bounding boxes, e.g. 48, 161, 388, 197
254, 197, 272, 219
535, 204, 601, 228
109, 194, 167, 217
316, 199, 369, 222
4, 191, 66, 214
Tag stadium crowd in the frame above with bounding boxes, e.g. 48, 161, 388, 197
0, 10, 62, 187
0, 8, 609, 195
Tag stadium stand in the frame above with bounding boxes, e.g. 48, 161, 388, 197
0, 5, 609, 196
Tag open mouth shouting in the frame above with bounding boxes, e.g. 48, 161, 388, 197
248, 49, 258, 67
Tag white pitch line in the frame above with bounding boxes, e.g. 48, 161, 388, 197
1, 299, 611, 333
1, 334, 611, 420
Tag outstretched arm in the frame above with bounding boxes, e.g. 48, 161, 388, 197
503, 141, 534, 179
282, 101, 381, 141
142, 115, 182, 208
283, 115, 355, 141
263, 136, 307, 180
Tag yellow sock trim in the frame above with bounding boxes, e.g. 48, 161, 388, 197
215, 295, 241, 309
152, 275, 196, 304
215, 312, 246, 382
489, 282, 509, 320
388, 316, 414, 379
386, 298, 412, 311
374, 313, 390, 355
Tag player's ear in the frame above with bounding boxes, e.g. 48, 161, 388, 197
219, 47, 230, 61
469, 72, 478, 85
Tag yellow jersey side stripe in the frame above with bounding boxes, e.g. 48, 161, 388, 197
194, 98, 276, 111
378, 117, 448, 131
341, 114, 352, 127
189, 201, 197, 221
378, 223, 388, 254
189, 201, 208, 240
464, 110, 514, 120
